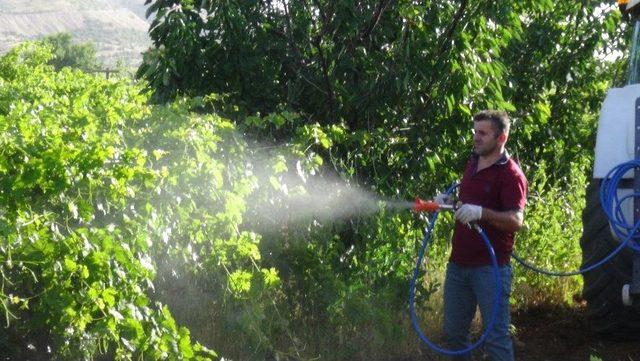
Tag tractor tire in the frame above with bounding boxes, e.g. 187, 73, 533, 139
580, 179, 640, 339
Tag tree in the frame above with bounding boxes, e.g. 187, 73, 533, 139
138, 1, 624, 190
43, 32, 98, 71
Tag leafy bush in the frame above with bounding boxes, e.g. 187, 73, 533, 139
0, 42, 276, 360
512, 160, 589, 306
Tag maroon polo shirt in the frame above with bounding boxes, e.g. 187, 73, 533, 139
450, 152, 528, 267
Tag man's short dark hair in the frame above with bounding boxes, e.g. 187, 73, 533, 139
473, 110, 510, 136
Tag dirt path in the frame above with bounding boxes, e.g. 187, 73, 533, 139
511, 305, 638, 361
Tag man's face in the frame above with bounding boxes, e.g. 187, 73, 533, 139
472, 120, 502, 156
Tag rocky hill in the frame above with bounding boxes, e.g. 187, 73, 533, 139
0, 0, 151, 68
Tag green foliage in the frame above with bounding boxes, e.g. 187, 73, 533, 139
42, 32, 98, 71
0, 42, 267, 360
139, 0, 621, 190
512, 160, 588, 306
136, 102, 290, 359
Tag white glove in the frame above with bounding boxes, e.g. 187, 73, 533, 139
434, 193, 453, 205
455, 204, 482, 224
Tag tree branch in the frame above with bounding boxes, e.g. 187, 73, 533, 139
308, 0, 337, 121
360, 0, 393, 42
434, 0, 469, 64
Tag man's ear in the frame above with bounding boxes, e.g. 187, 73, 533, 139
498, 132, 507, 144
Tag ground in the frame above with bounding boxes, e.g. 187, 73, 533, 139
511, 305, 638, 361
407, 304, 639, 361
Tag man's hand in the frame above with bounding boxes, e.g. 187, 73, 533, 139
455, 204, 482, 224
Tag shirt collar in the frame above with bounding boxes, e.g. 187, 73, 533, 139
471, 150, 510, 167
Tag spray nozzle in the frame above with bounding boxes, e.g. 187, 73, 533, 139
413, 198, 455, 213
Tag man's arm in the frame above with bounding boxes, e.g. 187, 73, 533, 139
481, 208, 523, 233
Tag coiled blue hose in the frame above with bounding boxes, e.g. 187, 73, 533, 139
513, 159, 640, 276
409, 184, 502, 356
600, 160, 640, 253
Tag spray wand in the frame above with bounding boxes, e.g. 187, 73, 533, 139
412, 198, 455, 213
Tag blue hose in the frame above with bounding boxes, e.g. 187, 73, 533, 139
513, 159, 640, 276
409, 185, 502, 356
600, 160, 640, 253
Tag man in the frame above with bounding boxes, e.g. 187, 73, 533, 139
440, 110, 527, 361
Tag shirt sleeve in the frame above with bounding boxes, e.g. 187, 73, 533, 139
500, 166, 527, 211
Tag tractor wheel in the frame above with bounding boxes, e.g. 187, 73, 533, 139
580, 179, 640, 339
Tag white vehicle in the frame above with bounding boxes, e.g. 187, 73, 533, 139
580, 0, 640, 337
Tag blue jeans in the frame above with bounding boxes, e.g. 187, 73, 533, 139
443, 262, 513, 361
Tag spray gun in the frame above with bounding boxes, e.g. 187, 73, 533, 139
381, 195, 456, 216
413, 198, 483, 233
412, 198, 455, 213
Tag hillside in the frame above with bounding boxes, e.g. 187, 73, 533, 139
0, 0, 151, 68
